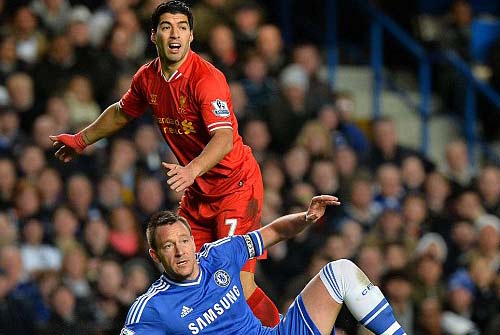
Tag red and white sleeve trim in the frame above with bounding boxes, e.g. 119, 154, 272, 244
207, 121, 233, 132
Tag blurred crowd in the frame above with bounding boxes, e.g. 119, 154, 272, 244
1, 0, 500, 335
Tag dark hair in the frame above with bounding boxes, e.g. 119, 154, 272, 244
151, 1, 193, 31
146, 211, 191, 250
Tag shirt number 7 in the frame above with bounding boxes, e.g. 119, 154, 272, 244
225, 218, 238, 236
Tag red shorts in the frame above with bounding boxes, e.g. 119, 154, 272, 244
178, 165, 264, 273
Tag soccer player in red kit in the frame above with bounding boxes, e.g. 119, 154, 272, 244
49, 0, 280, 326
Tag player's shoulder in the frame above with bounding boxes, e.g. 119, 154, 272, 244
124, 277, 171, 325
190, 52, 226, 83
135, 58, 161, 78
197, 236, 233, 260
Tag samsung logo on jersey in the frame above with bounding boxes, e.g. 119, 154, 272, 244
187, 285, 241, 334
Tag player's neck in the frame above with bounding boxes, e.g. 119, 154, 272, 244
160, 52, 190, 80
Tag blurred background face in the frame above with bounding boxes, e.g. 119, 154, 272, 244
401, 156, 425, 189
283, 146, 310, 181
51, 286, 76, 319
208, 25, 235, 58
257, 25, 282, 58
373, 120, 396, 153
377, 165, 401, 197
134, 125, 159, 155
446, 140, 468, 172
67, 175, 93, 210
243, 120, 270, 152
479, 166, 500, 201
350, 180, 373, 208
19, 146, 46, 178
0, 159, 16, 193
293, 44, 321, 76
53, 207, 78, 238
22, 218, 44, 245
136, 178, 164, 214
97, 260, 123, 297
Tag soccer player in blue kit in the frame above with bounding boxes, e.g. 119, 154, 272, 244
122, 195, 406, 335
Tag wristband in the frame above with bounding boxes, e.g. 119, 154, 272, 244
74, 131, 88, 152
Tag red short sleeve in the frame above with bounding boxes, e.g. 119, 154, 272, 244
119, 68, 149, 118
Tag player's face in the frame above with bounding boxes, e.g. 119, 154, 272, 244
149, 221, 198, 281
151, 12, 193, 67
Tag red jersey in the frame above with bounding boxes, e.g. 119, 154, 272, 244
119, 51, 257, 197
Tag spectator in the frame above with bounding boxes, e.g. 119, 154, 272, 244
60, 246, 91, 299
12, 181, 42, 222
373, 163, 405, 212
42, 284, 94, 335
282, 145, 311, 186
241, 119, 272, 165
133, 124, 165, 175
31, 0, 72, 35
66, 174, 98, 225
411, 254, 447, 307
17, 144, 46, 181
335, 145, 363, 200
440, 139, 475, 194
366, 117, 432, 173
266, 63, 314, 152
0, 211, 17, 247
93, 259, 128, 334
333, 91, 370, 157
20, 218, 62, 276
51, 205, 81, 253
5, 72, 37, 132
0, 157, 17, 209
424, 171, 453, 233
256, 24, 287, 77
134, 176, 165, 225
477, 165, 500, 217
0, 34, 28, 85
9, 6, 47, 65
108, 206, 143, 260
36, 167, 64, 219
31, 33, 78, 106
342, 176, 380, 230
0, 267, 35, 335
402, 194, 430, 239
191, 0, 237, 50
240, 50, 279, 116
365, 209, 415, 252
384, 242, 411, 271
445, 220, 478, 273
232, 2, 263, 54
356, 244, 384, 285
381, 270, 415, 334
0, 107, 25, 157
207, 24, 240, 80
296, 120, 334, 160
401, 155, 427, 194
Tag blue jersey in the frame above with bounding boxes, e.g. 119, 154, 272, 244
121, 231, 273, 335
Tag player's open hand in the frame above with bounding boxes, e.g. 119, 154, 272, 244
305, 195, 341, 223
49, 133, 87, 163
163, 162, 197, 193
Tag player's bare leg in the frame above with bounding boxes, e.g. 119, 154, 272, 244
301, 275, 342, 334
302, 259, 407, 335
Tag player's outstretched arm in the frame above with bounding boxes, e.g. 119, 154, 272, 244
258, 195, 340, 249
50, 102, 133, 162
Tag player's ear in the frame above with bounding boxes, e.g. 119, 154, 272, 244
149, 248, 160, 263
189, 31, 193, 43
150, 30, 157, 45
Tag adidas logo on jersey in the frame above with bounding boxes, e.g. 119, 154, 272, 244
181, 305, 193, 318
